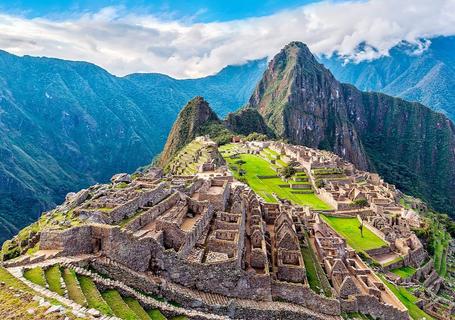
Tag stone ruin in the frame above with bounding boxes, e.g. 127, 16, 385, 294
3, 138, 436, 320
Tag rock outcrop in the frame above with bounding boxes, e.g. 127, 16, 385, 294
248, 41, 455, 216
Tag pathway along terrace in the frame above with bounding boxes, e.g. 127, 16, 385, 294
3, 137, 437, 320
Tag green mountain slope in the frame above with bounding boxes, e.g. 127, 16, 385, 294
322, 36, 455, 122
248, 42, 455, 217
0, 51, 265, 242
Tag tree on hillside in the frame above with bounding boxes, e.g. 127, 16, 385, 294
279, 165, 296, 179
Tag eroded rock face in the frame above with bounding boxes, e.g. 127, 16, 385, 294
248, 41, 455, 215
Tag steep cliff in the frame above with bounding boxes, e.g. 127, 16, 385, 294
248, 42, 455, 216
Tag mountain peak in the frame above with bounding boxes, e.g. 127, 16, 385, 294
248, 41, 455, 216
158, 96, 220, 166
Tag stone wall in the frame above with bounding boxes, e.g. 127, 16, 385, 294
270, 280, 340, 316
161, 249, 272, 300
125, 192, 181, 232
40, 225, 93, 255
355, 295, 408, 320
87, 259, 330, 320
108, 182, 171, 224
178, 202, 214, 258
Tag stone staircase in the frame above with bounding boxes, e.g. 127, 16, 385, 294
7, 265, 118, 320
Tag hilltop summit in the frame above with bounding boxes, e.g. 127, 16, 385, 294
158, 96, 220, 166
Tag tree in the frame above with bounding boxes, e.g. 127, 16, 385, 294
353, 198, 369, 208
279, 165, 296, 179
358, 219, 364, 238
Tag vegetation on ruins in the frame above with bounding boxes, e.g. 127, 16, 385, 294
124, 297, 152, 320
24, 266, 47, 287
390, 266, 416, 279
61, 268, 87, 306
0, 266, 77, 319
279, 164, 297, 179
300, 232, 333, 297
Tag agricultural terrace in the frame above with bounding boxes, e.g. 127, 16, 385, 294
320, 215, 387, 252
219, 144, 332, 210
390, 266, 416, 279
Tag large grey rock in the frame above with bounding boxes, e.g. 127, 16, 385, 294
111, 173, 132, 184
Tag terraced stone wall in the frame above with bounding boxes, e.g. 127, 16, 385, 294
270, 280, 340, 316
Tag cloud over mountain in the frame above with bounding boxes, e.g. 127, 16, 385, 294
1, 0, 454, 78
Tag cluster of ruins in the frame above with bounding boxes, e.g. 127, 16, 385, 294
4, 137, 452, 319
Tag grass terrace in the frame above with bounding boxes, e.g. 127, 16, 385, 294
223, 151, 332, 210
102, 289, 139, 320
390, 266, 416, 279
45, 265, 65, 296
148, 309, 167, 320
78, 275, 113, 315
124, 297, 151, 320
320, 215, 387, 252
301, 233, 332, 297
24, 266, 47, 287
61, 268, 87, 305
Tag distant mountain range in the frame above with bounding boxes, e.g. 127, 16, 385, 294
322, 36, 455, 122
0, 51, 265, 242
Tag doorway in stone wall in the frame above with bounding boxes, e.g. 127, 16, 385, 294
92, 238, 102, 253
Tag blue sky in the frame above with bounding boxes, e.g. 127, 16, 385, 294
0, 0, 453, 78
1, 0, 318, 21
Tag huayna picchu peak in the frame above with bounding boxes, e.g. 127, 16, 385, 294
0, 40, 454, 320
248, 41, 455, 217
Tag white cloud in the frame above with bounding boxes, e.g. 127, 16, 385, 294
0, 0, 454, 78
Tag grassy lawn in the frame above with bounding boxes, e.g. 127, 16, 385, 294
390, 266, 416, 279
61, 268, 87, 306
23, 266, 47, 287
321, 215, 387, 252
224, 153, 332, 210
102, 290, 139, 320
379, 276, 433, 320
78, 275, 112, 315
124, 297, 151, 320
44, 265, 65, 296
301, 241, 332, 296
148, 309, 167, 320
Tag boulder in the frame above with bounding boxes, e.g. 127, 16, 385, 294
111, 173, 132, 184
